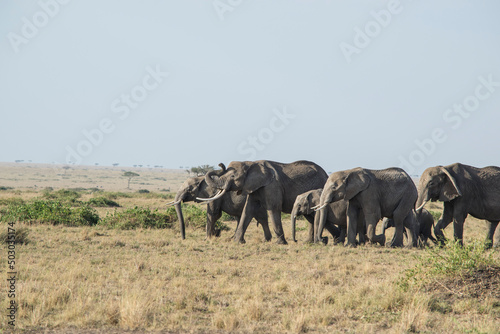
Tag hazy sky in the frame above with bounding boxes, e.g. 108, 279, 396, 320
1, 0, 499, 174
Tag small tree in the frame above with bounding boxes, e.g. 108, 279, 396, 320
190, 165, 214, 176
122, 171, 139, 189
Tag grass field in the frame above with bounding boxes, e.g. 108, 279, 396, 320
1, 163, 499, 333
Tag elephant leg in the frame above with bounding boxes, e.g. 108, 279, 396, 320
486, 221, 499, 249
268, 209, 287, 244
403, 211, 418, 248
206, 203, 222, 238
258, 219, 272, 242
346, 204, 359, 247
304, 214, 315, 243
336, 226, 346, 245
315, 207, 328, 243
366, 216, 385, 246
451, 205, 467, 246
325, 223, 340, 244
233, 196, 256, 244
356, 211, 366, 245
453, 215, 467, 246
434, 202, 453, 245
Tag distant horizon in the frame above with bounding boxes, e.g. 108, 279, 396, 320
0, 159, 436, 177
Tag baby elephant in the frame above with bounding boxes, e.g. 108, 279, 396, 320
382, 208, 436, 246
291, 189, 365, 245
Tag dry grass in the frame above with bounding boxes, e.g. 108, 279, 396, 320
1, 163, 500, 333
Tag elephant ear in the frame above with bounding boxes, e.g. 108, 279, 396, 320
439, 167, 461, 201
242, 163, 274, 194
305, 192, 314, 211
344, 169, 370, 201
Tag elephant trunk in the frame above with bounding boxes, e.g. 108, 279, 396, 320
175, 202, 185, 240
315, 206, 328, 242
174, 192, 186, 239
205, 170, 225, 189
291, 205, 299, 242
415, 188, 429, 212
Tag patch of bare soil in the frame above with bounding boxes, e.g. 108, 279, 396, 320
427, 266, 500, 302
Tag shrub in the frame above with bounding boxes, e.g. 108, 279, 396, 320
0, 197, 24, 206
101, 206, 175, 230
166, 204, 206, 229
42, 189, 81, 204
137, 189, 150, 194
399, 241, 497, 292
87, 196, 120, 207
73, 205, 100, 226
101, 192, 133, 200
0, 200, 99, 226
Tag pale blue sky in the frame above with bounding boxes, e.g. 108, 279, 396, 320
1, 0, 499, 174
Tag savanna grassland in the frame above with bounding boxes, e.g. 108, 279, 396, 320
1, 163, 499, 333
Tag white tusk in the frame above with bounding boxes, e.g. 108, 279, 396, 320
196, 189, 226, 202
314, 203, 328, 212
196, 189, 222, 201
416, 200, 428, 212
166, 200, 181, 206
311, 204, 320, 210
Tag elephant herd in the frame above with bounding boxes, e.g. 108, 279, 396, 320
168, 160, 500, 248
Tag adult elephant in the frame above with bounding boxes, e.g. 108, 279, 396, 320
168, 164, 272, 241
315, 167, 418, 248
383, 208, 436, 246
201, 160, 328, 244
415, 163, 500, 247
291, 189, 343, 244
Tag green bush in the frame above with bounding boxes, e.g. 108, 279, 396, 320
399, 241, 497, 292
74, 205, 100, 226
0, 197, 24, 206
165, 204, 206, 229
100, 191, 133, 200
0, 200, 99, 226
101, 206, 175, 230
42, 189, 81, 203
87, 196, 120, 207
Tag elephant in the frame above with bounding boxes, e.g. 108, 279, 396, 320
416, 163, 500, 247
291, 189, 342, 244
382, 208, 436, 246
168, 164, 272, 241
200, 160, 328, 244
315, 167, 418, 248
291, 189, 366, 245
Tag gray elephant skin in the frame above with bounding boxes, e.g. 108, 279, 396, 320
291, 189, 367, 245
383, 208, 436, 246
204, 160, 328, 244
316, 167, 418, 248
172, 164, 272, 241
416, 163, 500, 247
